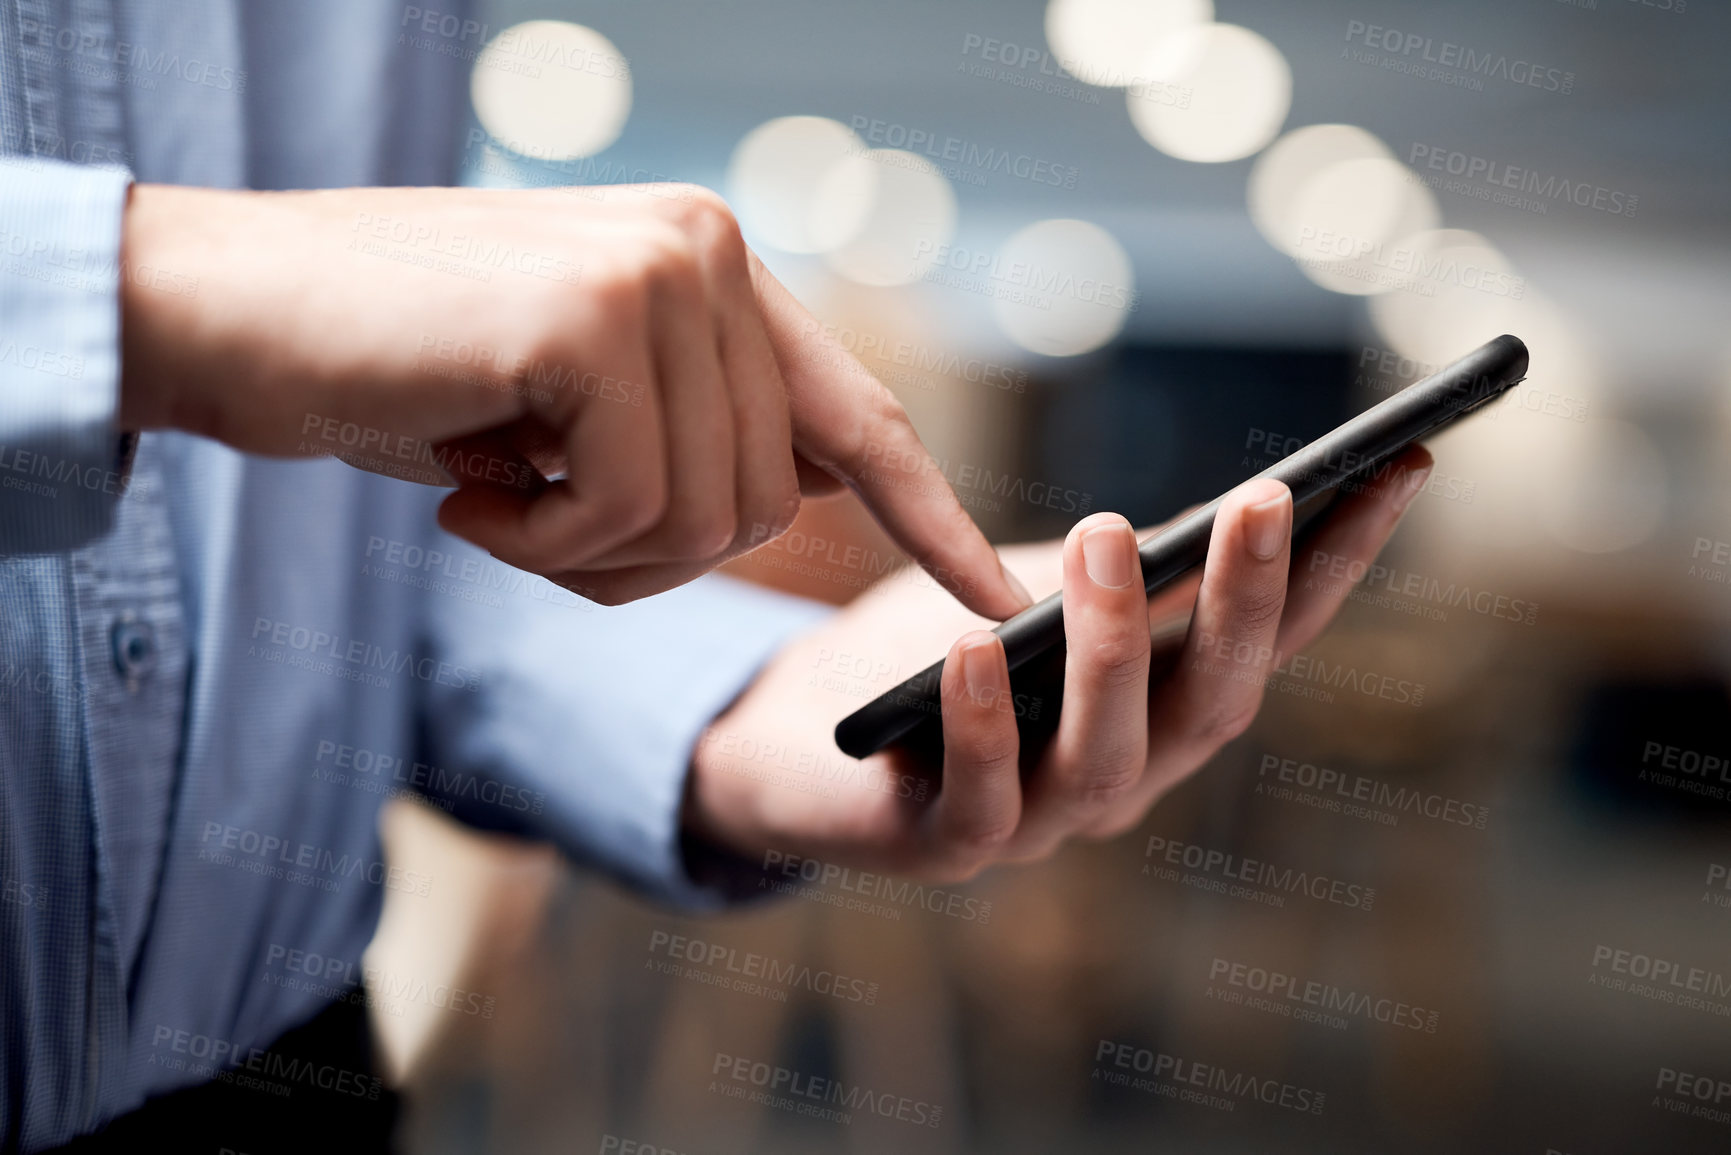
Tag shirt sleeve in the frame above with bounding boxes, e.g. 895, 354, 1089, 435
0, 158, 133, 553
417, 543, 832, 910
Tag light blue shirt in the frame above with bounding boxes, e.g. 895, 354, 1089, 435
0, 2, 826, 1148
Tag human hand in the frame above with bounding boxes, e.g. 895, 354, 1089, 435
116, 183, 1028, 615
684, 448, 1434, 880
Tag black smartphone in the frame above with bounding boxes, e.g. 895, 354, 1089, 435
834, 333, 1529, 762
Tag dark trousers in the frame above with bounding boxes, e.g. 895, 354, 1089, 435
54, 998, 400, 1154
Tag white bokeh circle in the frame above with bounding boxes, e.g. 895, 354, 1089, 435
991, 219, 1136, 357
471, 21, 632, 162
821, 150, 957, 288
1290, 157, 1439, 295
1126, 23, 1291, 163
726, 116, 872, 254
1044, 0, 1213, 87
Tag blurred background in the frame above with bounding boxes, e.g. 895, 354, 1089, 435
364, 0, 1731, 1151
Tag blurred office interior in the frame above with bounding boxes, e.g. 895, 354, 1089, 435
359, 1, 1731, 1151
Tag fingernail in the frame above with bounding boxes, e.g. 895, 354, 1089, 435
1244, 492, 1291, 561
998, 558, 1034, 609
1082, 522, 1136, 589
961, 636, 1002, 699
1392, 465, 1433, 515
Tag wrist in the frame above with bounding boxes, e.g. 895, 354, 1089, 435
117, 183, 216, 436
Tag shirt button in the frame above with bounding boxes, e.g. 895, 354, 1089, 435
111, 616, 158, 685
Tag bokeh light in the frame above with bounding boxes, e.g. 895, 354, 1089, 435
820, 150, 957, 288
1290, 157, 1439, 296
1126, 23, 1291, 163
1043, 0, 1213, 88
726, 116, 871, 254
1248, 124, 1392, 255
1367, 229, 1527, 362
471, 21, 632, 162
992, 219, 1136, 356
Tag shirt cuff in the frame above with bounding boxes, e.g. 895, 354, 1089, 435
420, 561, 834, 910
0, 158, 133, 553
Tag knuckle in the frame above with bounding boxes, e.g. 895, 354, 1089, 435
673, 187, 744, 244
1226, 583, 1286, 638
1085, 803, 1151, 842
1083, 631, 1151, 689
597, 480, 666, 543
1073, 761, 1141, 810
1192, 698, 1260, 748
641, 226, 703, 292
957, 730, 1019, 776
743, 482, 801, 551
843, 388, 917, 478
950, 815, 1014, 860
663, 506, 738, 559
587, 261, 650, 326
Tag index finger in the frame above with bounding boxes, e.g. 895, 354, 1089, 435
747, 251, 1033, 622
